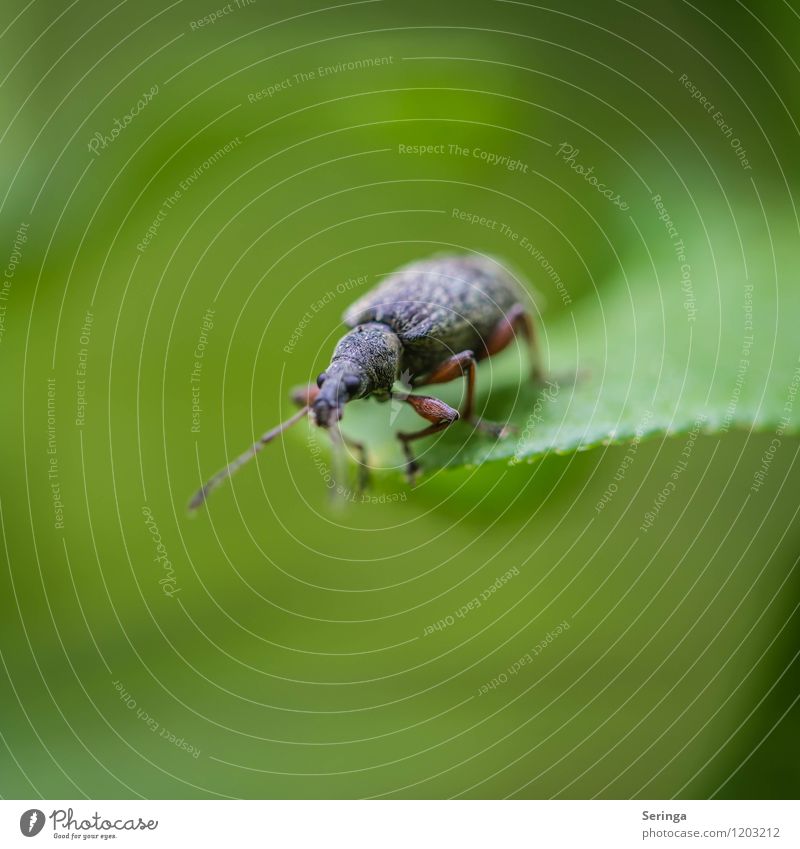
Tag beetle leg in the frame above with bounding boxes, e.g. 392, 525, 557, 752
290, 382, 320, 407
292, 383, 369, 490
412, 351, 513, 438
339, 429, 370, 492
482, 303, 544, 382
393, 393, 459, 484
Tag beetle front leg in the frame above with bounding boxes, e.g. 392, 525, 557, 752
412, 351, 513, 438
290, 382, 320, 407
393, 393, 459, 484
292, 382, 369, 490
338, 428, 370, 492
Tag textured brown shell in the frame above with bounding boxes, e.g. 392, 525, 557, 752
343, 255, 528, 377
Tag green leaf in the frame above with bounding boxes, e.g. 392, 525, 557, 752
337, 193, 800, 476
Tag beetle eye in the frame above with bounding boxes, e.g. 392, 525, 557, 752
316, 372, 327, 388
343, 375, 361, 397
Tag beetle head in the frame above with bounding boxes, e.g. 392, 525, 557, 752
311, 323, 402, 427
311, 362, 365, 427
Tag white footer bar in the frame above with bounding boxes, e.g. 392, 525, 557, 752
2, 800, 796, 848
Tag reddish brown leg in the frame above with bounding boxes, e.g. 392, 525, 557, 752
412, 350, 512, 438
482, 303, 544, 382
394, 393, 459, 484
291, 383, 320, 407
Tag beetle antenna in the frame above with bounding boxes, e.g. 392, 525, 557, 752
188, 406, 309, 511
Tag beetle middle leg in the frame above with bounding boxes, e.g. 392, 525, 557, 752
393, 393, 460, 484
411, 350, 513, 438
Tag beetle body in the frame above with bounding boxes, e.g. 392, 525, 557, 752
344, 254, 525, 377
312, 255, 530, 421
190, 254, 542, 509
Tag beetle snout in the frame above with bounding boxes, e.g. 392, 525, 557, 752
311, 397, 341, 427
312, 368, 364, 426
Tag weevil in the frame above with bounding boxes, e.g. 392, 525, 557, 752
189, 254, 543, 510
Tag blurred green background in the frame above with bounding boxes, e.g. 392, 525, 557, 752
1, 0, 799, 799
